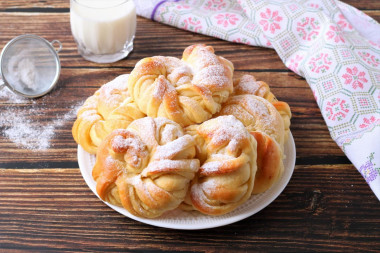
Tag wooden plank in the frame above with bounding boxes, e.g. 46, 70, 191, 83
0, 167, 378, 252
0, 1, 68, 10
336, 0, 380, 10
0, 0, 379, 11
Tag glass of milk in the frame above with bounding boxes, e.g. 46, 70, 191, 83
70, 0, 136, 63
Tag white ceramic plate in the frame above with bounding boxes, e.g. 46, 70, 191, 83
78, 133, 296, 230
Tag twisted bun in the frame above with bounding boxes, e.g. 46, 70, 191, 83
185, 115, 257, 215
92, 117, 200, 218
72, 74, 145, 154
127, 44, 234, 127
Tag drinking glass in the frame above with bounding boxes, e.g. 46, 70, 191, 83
70, 0, 136, 63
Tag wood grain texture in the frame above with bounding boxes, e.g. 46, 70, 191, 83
0, 0, 379, 11
0, 167, 379, 252
0, 0, 379, 252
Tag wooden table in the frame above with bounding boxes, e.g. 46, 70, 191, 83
0, 1, 379, 252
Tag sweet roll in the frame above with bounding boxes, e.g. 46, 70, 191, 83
127, 44, 234, 127
72, 74, 145, 154
185, 115, 257, 215
233, 74, 292, 142
92, 117, 200, 218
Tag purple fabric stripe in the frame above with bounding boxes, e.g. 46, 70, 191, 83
151, 0, 180, 20
151, 0, 167, 20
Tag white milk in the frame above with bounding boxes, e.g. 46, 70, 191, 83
70, 0, 136, 56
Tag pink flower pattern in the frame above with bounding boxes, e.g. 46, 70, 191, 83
369, 40, 380, 49
288, 55, 303, 74
204, 0, 226, 11
342, 66, 368, 90
337, 14, 353, 31
244, 22, 257, 31
232, 38, 251, 45
307, 3, 321, 10
358, 52, 380, 67
297, 17, 320, 41
181, 17, 203, 33
215, 13, 240, 28
326, 25, 345, 43
308, 53, 332, 73
325, 98, 350, 121
176, 4, 190, 10
259, 8, 283, 34
359, 116, 379, 128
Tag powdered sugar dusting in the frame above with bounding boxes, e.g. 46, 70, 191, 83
193, 65, 229, 89
222, 95, 284, 145
0, 87, 81, 151
0, 86, 32, 104
234, 75, 260, 95
98, 74, 129, 109
154, 135, 193, 160
152, 76, 171, 100
144, 159, 199, 175
111, 133, 148, 170
200, 160, 226, 174
166, 61, 192, 86
244, 96, 272, 125
234, 75, 271, 98
202, 115, 248, 145
193, 47, 220, 70
187, 46, 232, 91
198, 115, 250, 173
111, 134, 145, 153
102, 74, 129, 93
160, 123, 182, 145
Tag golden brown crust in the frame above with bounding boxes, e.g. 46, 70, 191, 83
218, 94, 285, 150
233, 74, 277, 102
93, 117, 200, 218
250, 131, 284, 194
232, 74, 292, 142
72, 74, 145, 154
186, 115, 257, 216
128, 45, 234, 127
272, 101, 292, 143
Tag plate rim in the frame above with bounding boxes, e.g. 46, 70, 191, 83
78, 132, 296, 230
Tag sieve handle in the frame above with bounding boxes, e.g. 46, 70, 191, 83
50, 40, 62, 53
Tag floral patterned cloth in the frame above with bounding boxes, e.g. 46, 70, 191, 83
134, 0, 380, 200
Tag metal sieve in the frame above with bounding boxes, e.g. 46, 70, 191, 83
0, 34, 62, 98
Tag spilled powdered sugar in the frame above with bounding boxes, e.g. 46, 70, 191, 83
0, 87, 81, 151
